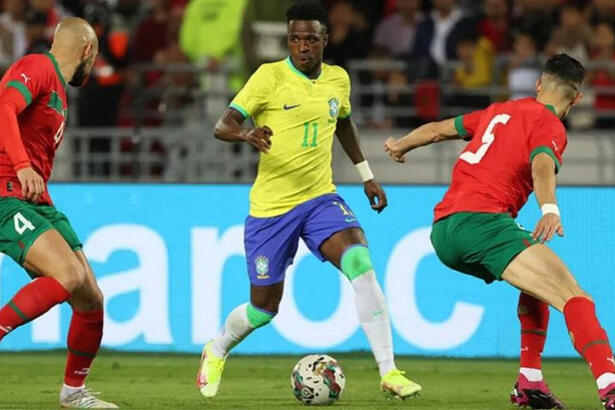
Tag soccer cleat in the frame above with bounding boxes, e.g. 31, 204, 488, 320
197, 340, 226, 398
599, 382, 615, 409
380, 369, 422, 399
59, 387, 118, 408
510, 374, 565, 409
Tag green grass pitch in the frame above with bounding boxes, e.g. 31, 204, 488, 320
0, 352, 603, 409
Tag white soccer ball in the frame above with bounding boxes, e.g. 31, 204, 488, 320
291, 354, 346, 406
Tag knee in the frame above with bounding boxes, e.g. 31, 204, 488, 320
81, 286, 104, 312
55, 258, 87, 293
246, 303, 276, 329
340, 245, 373, 281
550, 281, 591, 312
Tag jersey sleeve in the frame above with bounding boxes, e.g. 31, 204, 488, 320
528, 114, 567, 173
229, 65, 273, 118
3, 56, 49, 108
338, 69, 352, 120
454, 109, 484, 140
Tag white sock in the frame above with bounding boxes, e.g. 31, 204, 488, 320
520, 367, 543, 382
597, 372, 615, 390
61, 383, 84, 397
351, 271, 396, 377
211, 303, 255, 357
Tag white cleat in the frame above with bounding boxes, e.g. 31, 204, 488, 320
197, 340, 227, 398
59, 387, 118, 408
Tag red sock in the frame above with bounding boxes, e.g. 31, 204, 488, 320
564, 297, 615, 380
0, 277, 70, 340
64, 310, 104, 387
518, 293, 549, 369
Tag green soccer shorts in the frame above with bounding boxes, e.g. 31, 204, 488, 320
430, 212, 539, 284
0, 197, 82, 270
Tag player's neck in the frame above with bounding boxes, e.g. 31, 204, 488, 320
48, 48, 77, 86
535, 94, 566, 119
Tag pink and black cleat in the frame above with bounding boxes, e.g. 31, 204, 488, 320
510, 374, 566, 409
599, 382, 615, 409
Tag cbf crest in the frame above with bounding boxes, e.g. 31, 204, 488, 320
328, 97, 339, 118
255, 255, 269, 279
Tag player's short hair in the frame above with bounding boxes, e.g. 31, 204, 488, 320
541, 53, 585, 98
286, 1, 329, 32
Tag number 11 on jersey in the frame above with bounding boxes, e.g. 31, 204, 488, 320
460, 114, 511, 164
302, 122, 318, 147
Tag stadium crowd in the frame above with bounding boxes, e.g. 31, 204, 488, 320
1, 0, 615, 129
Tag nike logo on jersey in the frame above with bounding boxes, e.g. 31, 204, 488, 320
20, 73, 31, 84
551, 140, 559, 151
283, 104, 300, 110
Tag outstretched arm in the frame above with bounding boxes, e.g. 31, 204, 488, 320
213, 108, 272, 153
384, 118, 460, 163
531, 153, 563, 243
336, 117, 388, 213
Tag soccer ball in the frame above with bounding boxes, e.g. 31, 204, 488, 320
291, 354, 345, 406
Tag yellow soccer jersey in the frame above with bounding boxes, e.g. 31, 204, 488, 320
230, 57, 352, 217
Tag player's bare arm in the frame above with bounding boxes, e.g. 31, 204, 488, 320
531, 153, 563, 243
214, 108, 272, 154
384, 118, 459, 163
336, 117, 387, 212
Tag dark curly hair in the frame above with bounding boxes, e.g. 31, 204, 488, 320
286, 2, 328, 31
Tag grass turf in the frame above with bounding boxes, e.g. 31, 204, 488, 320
0, 352, 603, 409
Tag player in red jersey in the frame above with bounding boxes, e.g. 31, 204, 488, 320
385, 53, 615, 410
0, 18, 117, 408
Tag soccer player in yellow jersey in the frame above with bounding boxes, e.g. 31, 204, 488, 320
196, 2, 421, 401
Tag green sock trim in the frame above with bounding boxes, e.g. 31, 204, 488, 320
68, 347, 97, 358
246, 304, 274, 328
8, 300, 29, 322
341, 245, 373, 281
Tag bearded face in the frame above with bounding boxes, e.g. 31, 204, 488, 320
69, 53, 95, 87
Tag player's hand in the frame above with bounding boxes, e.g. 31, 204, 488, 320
384, 137, 406, 163
364, 180, 387, 213
532, 213, 564, 243
16, 167, 45, 202
243, 126, 273, 154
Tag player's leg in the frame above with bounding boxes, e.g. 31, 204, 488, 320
430, 213, 565, 409
0, 218, 85, 341
58, 250, 116, 408
198, 211, 301, 398
511, 292, 564, 409
303, 194, 420, 399
503, 244, 615, 408
209, 281, 283, 360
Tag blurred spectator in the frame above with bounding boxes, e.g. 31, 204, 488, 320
24, 10, 51, 55
372, 0, 422, 58
0, 0, 26, 68
478, 0, 511, 54
78, 3, 130, 127
413, 0, 474, 64
508, 31, 541, 99
592, 0, 615, 25
454, 31, 494, 88
132, 0, 172, 63
179, 0, 248, 91
30, 0, 64, 38
323, 0, 370, 68
451, 29, 494, 108
512, 0, 557, 52
590, 22, 615, 128
546, 0, 591, 64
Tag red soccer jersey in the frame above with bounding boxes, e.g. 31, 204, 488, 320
0, 53, 68, 205
434, 97, 567, 221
